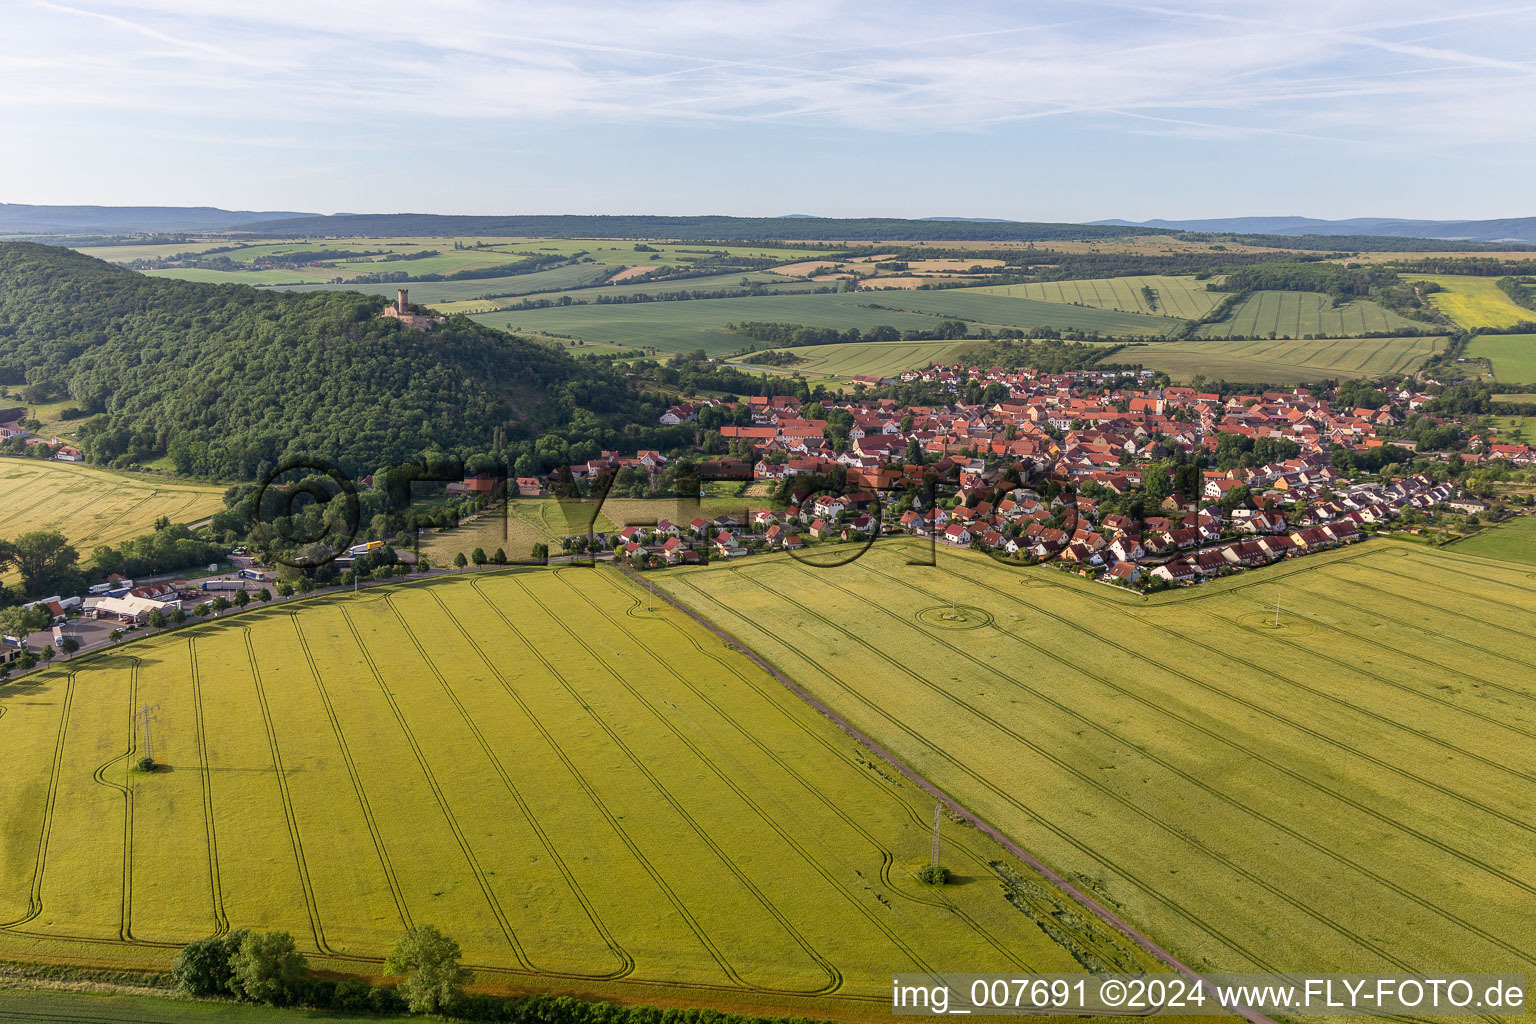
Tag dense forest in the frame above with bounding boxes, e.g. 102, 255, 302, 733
0, 243, 661, 478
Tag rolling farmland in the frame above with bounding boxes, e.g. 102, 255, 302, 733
976, 275, 1225, 319
1466, 333, 1536, 382
656, 541, 1536, 996
0, 568, 1143, 1013
1116, 335, 1444, 383
730, 340, 978, 381
0, 460, 224, 553
1409, 274, 1535, 330
1194, 291, 1424, 339
474, 291, 1180, 356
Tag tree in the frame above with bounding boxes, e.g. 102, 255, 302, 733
385, 925, 472, 1013
257, 588, 272, 603
171, 608, 187, 625
276, 582, 294, 597
0, 604, 49, 642
233, 589, 250, 608
212, 596, 231, 612
60, 636, 79, 655
229, 930, 305, 1005
471, 547, 488, 566
453, 552, 468, 568
492, 548, 507, 564
531, 542, 549, 562
171, 930, 249, 996
147, 608, 167, 629
11, 531, 81, 597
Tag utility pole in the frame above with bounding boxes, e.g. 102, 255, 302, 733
135, 704, 161, 762
931, 803, 942, 867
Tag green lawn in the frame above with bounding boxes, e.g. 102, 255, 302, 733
1451, 516, 1536, 564
1467, 333, 1536, 383
1195, 291, 1424, 339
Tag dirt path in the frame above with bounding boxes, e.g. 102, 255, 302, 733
623, 565, 1277, 1024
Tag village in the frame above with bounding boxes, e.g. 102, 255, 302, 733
591, 364, 1516, 587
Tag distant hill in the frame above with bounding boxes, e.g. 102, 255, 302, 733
1093, 215, 1536, 244
230, 212, 1174, 242
0, 203, 315, 234
0, 242, 653, 478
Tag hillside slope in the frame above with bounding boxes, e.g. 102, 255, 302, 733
0, 243, 639, 477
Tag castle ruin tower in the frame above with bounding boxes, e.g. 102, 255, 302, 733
397, 288, 409, 314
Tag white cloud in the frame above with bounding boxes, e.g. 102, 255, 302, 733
7, 0, 1536, 145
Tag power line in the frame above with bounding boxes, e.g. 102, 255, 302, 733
134, 703, 161, 762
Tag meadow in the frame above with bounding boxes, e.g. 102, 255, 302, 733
1115, 335, 1444, 383
0, 568, 1142, 1015
474, 291, 1180, 357
976, 275, 1225, 319
656, 540, 1536, 995
0, 460, 224, 552
730, 340, 978, 381
1451, 516, 1536, 564
1466, 333, 1536, 382
1193, 291, 1423, 339
1408, 274, 1535, 330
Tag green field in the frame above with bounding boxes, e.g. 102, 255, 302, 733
0, 459, 224, 552
0, 985, 419, 1023
730, 340, 978, 381
656, 541, 1536, 994
474, 291, 1180, 357
1408, 275, 1535, 330
1467, 333, 1536, 382
976, 275, 1224, 319
1451, 516, 1536, 564
0, 568, 1142, 1014
1194, 291, 1424, 339
1116, 335, 1444, 383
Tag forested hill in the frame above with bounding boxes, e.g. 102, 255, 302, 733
0, 242, 644, 478
232, 212, 1175, 242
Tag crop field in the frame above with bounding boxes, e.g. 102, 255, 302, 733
0, 460, 224, 552
1407, 274, 1535, 330
1194, 291, 1423, 339
731, 340, 978, 381
475, 291, 1180, 357
424, 270, 828, 315
976, 275, 1225, 319
0, 568, 1137, 1012
1116, 335, 1444, 383
655, 541, 1536, 991
1451, 516, 1536, 564
1467, 333, 1536, 382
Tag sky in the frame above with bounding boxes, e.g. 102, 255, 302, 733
5, 0, 1536, 222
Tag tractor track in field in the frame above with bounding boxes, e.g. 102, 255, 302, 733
383, 591, 636, 981
0, 671, 73, 930
241, 628, 332, 956
1347, 553, 1536, 616
462, 577, 825, 995
891, 560, 1536, 964
543, 568, 957, 976
586, 569, 1060, 970
286, 614, 412, 932
494, 575, 844, 995
938, 557, 1536, 881
782, 561, 1506, 971
1274, 568, 1536, 706
186, 639, 229, 938
649, 568, 1276, 1024
332, 604, 534, 973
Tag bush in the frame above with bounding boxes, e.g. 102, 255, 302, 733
229, 930, 306, 1005
135, 755, 156, 773
916, 864, 951, 885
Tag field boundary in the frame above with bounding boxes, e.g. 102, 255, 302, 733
620, 566, 1276, 1024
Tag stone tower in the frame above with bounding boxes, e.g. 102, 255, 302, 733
396, 288, 409, 314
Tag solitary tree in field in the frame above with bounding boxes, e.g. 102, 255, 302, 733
385, 925, 471, 1013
